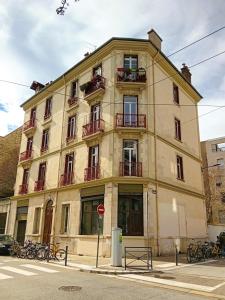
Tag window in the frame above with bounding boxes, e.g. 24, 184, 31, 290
219, 210, 225, 224
212, 143, 225, 152
173, 84, 179, 104
0, 213, 7, 234
67, 115, 76, 141
22, 169, 29, 185
30, 107, 36, 123
91, 103, 100, 122
33, 207, 41, 234
123, 140, 138, 176
89, 145, 99, 167
38, 162, 46, 183
44, 97, 52, 119
175, 118, 181, 141
124, 55, 138, 70
93, 64, 102, 77
26, 136, 33, 153
123, 96, 138, 126
217, 158, 224, 169
118, 185, 143, 236
81, 197, 103, 235
177, 155, 184, 180
61, 204, 70, 234
71, 81, 78, 98
41, 129, 49, 152
65, 153, 74, 174
216, 176, 222, 187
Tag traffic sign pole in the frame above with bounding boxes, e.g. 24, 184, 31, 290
96, 204, 105, 268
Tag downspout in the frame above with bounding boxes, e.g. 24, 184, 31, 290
152, 49, 160, 256
52, 75, 67, 243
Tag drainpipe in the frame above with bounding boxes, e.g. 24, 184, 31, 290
152, 49, 160, 256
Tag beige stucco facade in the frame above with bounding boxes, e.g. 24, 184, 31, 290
9, 30, 207, 255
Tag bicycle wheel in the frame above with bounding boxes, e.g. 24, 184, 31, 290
37, 248, 46, 260
26, 249, 35, 259
55, 249, 66, 261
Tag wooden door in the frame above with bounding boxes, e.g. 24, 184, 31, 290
17, 220, 27, 245
42, 200, 53, 244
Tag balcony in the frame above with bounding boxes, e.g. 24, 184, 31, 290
34, 180, 45, 192
44, 112, 51, 121
20, 150, 33, 162
82, 119, 105, 141
116, 68, 146, 90
119, 162, 142, 177
18, 184, 28, 195
68, 96, 78, 108
60, 172, 74, 186
23, 119, 36, 135
66, 134, 76, 144
40, 145, 48, 154
116, 114, 146, 129
80, 75, 105, 104
84, 165, 100, 181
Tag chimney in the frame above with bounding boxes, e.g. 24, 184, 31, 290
148, 29, 162, 50
30, 81, 45, 93
181, 63, 192, 83
84, 52, 90, 57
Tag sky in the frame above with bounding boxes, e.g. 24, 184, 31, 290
0, 0, 225, 140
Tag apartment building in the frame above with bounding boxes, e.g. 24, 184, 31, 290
201, 137, 225, 239
9, 29, 207, 254
0, 127, 22, 234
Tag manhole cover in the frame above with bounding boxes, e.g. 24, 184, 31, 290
58, 286, 82, 292
154, 275, 175, 280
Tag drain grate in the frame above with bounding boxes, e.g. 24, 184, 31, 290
59, 286, 82, 292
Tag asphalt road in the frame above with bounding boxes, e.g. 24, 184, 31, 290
0, 256, 210, 300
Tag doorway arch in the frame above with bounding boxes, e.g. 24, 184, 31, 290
42, 200, 53, 244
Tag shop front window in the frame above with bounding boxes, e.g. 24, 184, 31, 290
81, 198, 103, 235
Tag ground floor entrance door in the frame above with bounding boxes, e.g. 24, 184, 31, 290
42, 200, 53, 244
17, 220, 27, 245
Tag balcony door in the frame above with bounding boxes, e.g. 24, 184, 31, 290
22, 169, 29, 185
91, 104, 100, 132
124, 55, 138, 70
26, 137, 33, 153
123, 96, 137, 127
123, 140, 137, 176
89, 145, 99, 168
65, 153, 74, 184
30, 107, 36, 123
38, 162, 46, 183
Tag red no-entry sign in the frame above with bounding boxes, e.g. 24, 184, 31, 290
97, 204, 105, 216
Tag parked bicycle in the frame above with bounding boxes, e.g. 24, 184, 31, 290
37, 243, 66, 261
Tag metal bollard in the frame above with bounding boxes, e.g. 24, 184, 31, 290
175, 245, 179, 266
65, 246, 68, 266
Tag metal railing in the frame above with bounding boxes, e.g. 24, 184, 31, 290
116, 113, 146, 128
20, 150, 33, 162
19, 184, 28, 195
68, 96, 78, 107
82, 119, 105, 137
83, 75, 105, 97
117, 68, 146, 83
120, 162, 142, 177
60, 172, 74, 186
23, 119, 36, 131
84, 165, 100, 181
34, 180, 45, 191
124, 247, 153, 270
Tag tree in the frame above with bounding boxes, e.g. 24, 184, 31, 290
56, 0, 80, 15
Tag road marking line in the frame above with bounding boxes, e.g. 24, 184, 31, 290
0, 273, 13, 280
119, 274, 222, 292
159, 259, 217, 271
21, 264, 59, 273
211, 281, 225, 291
68, 263, 93, 270
0, 266, 37, 276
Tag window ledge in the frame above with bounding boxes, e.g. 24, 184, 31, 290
175, 137, 182, 143
177, 177, 185, 182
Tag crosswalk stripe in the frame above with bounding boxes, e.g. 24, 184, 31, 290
0, 266, 37, 276
0, 273, 13, 280
21, 264, 59, 273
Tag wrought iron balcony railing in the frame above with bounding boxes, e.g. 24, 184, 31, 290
34, 180, 45, 191
40, 145, 48, 153
117, 68, 146, 83
19, 184, 28, 195
23, 118, 36, 131
119, 162, 142, 177
20, 150, 33, 162
82, 119, 104, 138
68, 96, 78, 107
115, 114, 146, 128
84, 165, 100, 181
44, 112, 51, 120
60, 172, 74, 186
80, 75, 105, 97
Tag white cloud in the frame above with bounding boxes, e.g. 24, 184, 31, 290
0, 0, 225, 140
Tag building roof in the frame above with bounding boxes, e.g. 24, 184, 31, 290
21, 36, 202, 108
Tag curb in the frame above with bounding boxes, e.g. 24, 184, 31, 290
79, 268, 160, 275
